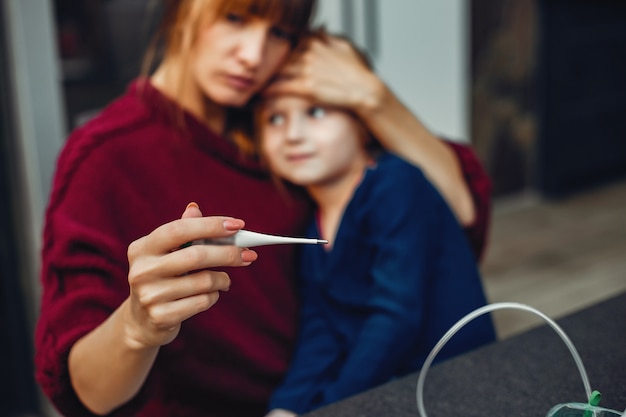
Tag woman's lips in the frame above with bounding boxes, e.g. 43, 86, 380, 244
225, 74, 254, 90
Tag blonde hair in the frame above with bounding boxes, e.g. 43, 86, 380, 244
145, 0, 315, 74
141, 0, 316, 154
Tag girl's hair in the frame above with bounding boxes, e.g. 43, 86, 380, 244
140, 0, 316, 155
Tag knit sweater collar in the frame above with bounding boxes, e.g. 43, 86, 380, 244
129, 78, 266, 176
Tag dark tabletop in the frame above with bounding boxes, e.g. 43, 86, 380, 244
303, 291, 626, 417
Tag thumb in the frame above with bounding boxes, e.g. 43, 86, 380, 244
181, 202, 203, 219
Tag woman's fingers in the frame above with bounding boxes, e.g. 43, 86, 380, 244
133, 269, 231, 329
133, 269, 231, 308
181, 201, 203, 219
146, 293, 222, 329
266, 35, 373, 109
125, 265, 236, 348
131, 243, 255, 283
124, 204, 258, 348
129, 215, 246, 259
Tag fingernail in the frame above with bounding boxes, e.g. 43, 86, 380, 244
186, 202, 199, 210
223, 219, 243, 230
241, 249, 258, 263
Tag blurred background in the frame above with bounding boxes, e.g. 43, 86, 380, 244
1, 1, 625, 416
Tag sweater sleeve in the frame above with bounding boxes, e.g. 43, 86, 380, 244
34, 128, 158, 417
445, 140, 492, 261
267, 278, 340, 413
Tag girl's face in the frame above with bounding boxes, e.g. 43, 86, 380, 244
260, 96, 371, 187
189, 12, 294, 107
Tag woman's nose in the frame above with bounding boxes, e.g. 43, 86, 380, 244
237, 25, 267, 69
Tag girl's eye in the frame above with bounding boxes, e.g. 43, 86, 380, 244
268, 114, 285, 126
308, 106, 326, 119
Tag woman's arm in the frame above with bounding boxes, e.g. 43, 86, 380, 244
354, 79, 476, 227
68, 205, 256, 415
266, 35, 476, 226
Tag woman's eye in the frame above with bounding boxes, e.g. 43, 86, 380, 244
225, 13, 244, 24
268, 114, 285, 126
271, 26, 294, 42
309, 107, 326, 119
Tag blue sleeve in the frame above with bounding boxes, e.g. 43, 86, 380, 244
268, 277, 340, 413
321, 163, 464, 404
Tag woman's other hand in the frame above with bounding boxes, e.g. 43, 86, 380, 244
265, 34, 383, 115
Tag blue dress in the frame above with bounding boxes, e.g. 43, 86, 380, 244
269, 152, 495, 413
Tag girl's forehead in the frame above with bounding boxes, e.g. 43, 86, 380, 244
264, 95, 316, 109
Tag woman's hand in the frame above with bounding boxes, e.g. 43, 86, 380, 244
265, 34, 383, 115
124, 202, 258, 349
69, 203, 257, 414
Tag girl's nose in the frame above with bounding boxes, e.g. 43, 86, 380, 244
285, 115, 306, 143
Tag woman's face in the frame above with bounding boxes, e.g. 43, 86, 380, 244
260, 95, 370, 187
190, 12, 293, 107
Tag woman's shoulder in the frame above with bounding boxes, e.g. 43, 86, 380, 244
62, 81, 177, 161
48, 81, 173, 208
71, 81, 160, 145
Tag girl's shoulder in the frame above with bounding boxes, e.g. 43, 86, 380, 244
352, 151, 448, 218
364, 152, 430, 190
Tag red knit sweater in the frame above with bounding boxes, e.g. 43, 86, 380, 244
35, 80, 311, 417
35, 80, 490, 417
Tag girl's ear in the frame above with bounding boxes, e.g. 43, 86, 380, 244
351, 115, 372, 147
353, 118, 382, 155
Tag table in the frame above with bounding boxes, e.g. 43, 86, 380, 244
303, 291, 626, 417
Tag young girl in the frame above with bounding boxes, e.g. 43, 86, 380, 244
35, 1, 491, 416
258, 47, 496, 415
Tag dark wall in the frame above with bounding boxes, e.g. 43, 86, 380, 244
0, 4, 41, 414
471, 0, 626, 198
471, 0, 538, 197
536, 0, 626, 197
54, 0, 160, 129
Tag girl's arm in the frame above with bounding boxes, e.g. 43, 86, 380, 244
267, 273, 341, 414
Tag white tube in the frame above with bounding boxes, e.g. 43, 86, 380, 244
416, 302, 593, 417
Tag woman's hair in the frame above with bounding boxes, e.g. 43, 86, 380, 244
141, 0, 316, 103
139, 0, 316, 155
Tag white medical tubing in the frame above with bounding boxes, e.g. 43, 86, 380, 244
416, 302, 593, 417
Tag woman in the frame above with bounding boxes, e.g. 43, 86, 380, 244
35, 1, 489, 416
